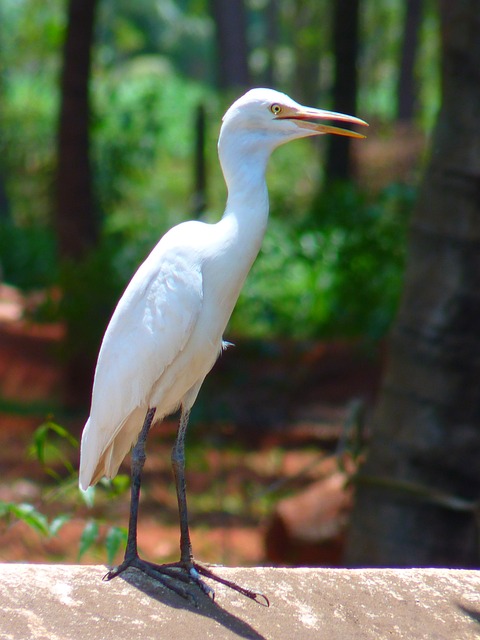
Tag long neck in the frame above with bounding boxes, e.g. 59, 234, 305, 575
197, 130, 275, 330
217, 133, 272, 269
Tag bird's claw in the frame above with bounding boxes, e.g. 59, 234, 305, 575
103, 562, 128, 581
189, 567, 216, 600
253, 591, 270, 607
194, 561, 270, 607
103, 555, 268, 607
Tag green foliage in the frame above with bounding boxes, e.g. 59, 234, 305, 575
78, 522, 127, 564
1, 69, 59, 228
103, 474, 131, 496
49, 513, 71, 537
0, 423, 76, 543
0, 499, 73, 540
0, 502, 50, 537
79, 520, 100, 559
29, 420, 78, 481
104, 525, 128, 564
0, 420, 131, 563
56, 238, 126, 361
0, 1, 430, 351
96, 0, 214, 81
0, 0, 65, 71
360, 0, 440, 127
230, 182, 414, 340
0, 220, 58, 289
0, 2, 63, 289
1, 179, 414, 344
314, 182, 415, 339
92, 62, 213, 255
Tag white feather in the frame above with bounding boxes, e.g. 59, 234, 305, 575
79, 88, 367, 490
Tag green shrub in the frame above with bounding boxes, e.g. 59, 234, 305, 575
230, 182, 415, 340
0, 220, 58, 290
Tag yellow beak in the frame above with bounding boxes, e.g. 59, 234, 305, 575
276, 105, 368, 139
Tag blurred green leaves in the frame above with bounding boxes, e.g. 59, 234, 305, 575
0, 51, 415, 347
0, 220, 58, 290
79, 521, 127, 565
29, 420, 78, 481
0, 502, 50, 537
0, 419, 130, 564
231, 182, 414, 340
0, 2, 420, 350
0, 180, 414, 344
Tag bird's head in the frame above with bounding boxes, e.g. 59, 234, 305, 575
219, 88, 368, 154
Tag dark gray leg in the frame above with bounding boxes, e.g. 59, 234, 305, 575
121, 407, 156, 562
171, 408, 193, 563
104, 406, 269, 606
104, 407, 199, 601
168, 407, 269, 605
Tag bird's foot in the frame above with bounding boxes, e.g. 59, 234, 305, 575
104, 555, 201, 604
104, 555, 269, 607
187, 559, 270, 607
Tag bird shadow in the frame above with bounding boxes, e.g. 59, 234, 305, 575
114, 567, 268, 640
457, 602, 480, 626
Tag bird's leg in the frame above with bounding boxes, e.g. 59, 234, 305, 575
171, 408, 194, 564
164, 407, 270, 606
105, 406, 268, 606
104, 407, 156, 578
103, 408, 200, 602
125, 406, 157, 560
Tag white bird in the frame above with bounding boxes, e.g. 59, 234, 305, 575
79, 88, 367, 605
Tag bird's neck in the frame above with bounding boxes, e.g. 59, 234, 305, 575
218, 137, 272, 264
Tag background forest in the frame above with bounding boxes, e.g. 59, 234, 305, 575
2, 0, 478, 571
1, 0, 437, 351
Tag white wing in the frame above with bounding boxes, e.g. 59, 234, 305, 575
79, 240, 204, 489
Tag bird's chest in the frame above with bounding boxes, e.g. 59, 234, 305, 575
148, 314, 223, 413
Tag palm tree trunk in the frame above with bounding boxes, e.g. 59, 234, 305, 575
56, 0, 98, 260
325, 0, 360, 181
396, 0, 423, 122
210, 0, 250, 90
345, 0, 480, 567
56, 0, 98, 406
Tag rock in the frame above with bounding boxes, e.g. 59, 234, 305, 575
265, 465, 353, 566
0, 564, 478, 639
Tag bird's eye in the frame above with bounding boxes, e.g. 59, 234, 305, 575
270, 104, 282, 115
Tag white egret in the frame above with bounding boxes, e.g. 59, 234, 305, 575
79, 88, 367, 605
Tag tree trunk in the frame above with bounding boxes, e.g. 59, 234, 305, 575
210, 0, 250, 90
289, 0, 325, 107
56, 0, 98, 406
192, 104, 207, 217
325, 0, 360, 182
345, 1, 480, 568
264, 0, 279, 88
0, 173, 10, 221
396, 0, 423, 122
56, 0, 97, 260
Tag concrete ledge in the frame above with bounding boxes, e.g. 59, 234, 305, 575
0, 564, 479, 639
